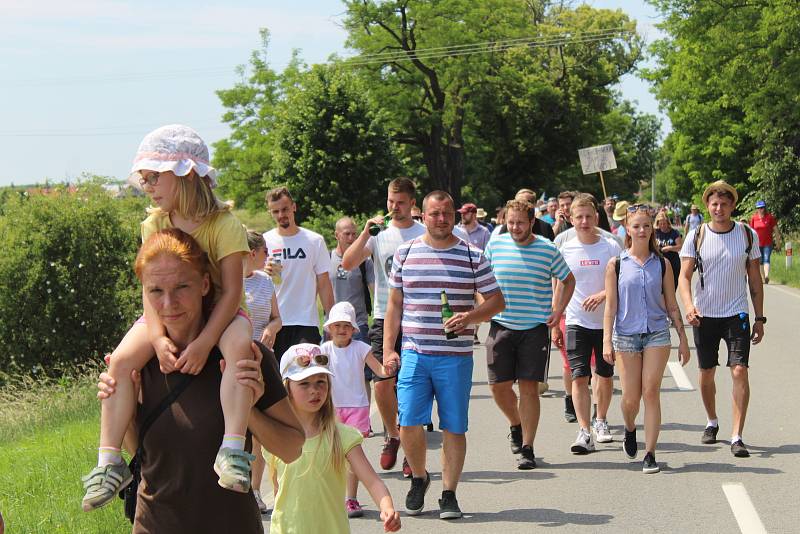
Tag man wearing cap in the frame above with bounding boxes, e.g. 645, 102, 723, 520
683, 204, 704, 236
264, 187, 335, 362
383, 190, 505, 519
749, 200, 779, 284
678, 180, 764, 458
457, 203, 491, 251
611, 200, 630, 237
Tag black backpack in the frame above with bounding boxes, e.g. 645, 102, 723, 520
692, 222, 753, 290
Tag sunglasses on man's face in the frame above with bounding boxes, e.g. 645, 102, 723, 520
135, 171, 161, 187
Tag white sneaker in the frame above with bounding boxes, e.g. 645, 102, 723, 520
594, 419, 613, 443
570, 428, 595, 454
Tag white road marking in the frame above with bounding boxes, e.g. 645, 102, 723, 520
722, 483, 768, 534
667, 361, 695, 391
768, 284, 800, 300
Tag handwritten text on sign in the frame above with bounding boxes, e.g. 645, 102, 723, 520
578, 144, 617, 175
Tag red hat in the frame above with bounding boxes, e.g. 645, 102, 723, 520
458, 203, 477, 213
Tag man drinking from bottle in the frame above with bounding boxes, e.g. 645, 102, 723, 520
383, 190, 504, 520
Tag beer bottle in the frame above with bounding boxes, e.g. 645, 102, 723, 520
369, 213, 393, 236
440, 290, 457, 340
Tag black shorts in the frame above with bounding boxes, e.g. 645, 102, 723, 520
368, 318, 401, 382
566, 325, 613, 379
693, 314, 751, 369
273, 325, 322, 364
485, 322, 549, 384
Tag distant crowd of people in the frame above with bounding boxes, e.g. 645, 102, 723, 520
80, 125, 772, 533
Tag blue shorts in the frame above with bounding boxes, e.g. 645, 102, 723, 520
760, 245, 773, 265
612, 329, 671, 353
397, 350, 473, 434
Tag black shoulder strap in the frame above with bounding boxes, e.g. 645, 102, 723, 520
358, 261, 371, 313
137, 373, 193, 455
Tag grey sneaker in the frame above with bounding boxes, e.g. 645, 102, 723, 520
406, 471, 431, 516
571, 428, 595, 454
594, 419, 613, 443
438, 490, 462, 520
642, 452, 660, 474
731, 440, 750, 458
81, 462, 133, 512
214, 448, 255, 493
701, 425, 719, 444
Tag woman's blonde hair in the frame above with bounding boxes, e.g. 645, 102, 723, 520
150, 170, 230, 220
624, 209, 662, 257
284, 374, 345, 474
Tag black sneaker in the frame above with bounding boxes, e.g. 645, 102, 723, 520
623, 428, 638, 459
731, 440, 750, 458
405, 471, 430, 516
438, 490, 462, 520
517, 445, 536, 470
508, 424, 523, 454
701, 425, 719, 444
642, 452, 660, 474
564, 396, 577, 423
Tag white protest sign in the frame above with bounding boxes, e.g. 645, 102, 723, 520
578, 144, 617, 175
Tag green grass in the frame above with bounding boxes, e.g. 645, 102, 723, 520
0, 372, 131, 533
768, 251, 800, 289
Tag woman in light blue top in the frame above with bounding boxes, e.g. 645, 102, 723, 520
603, 205, 690, 474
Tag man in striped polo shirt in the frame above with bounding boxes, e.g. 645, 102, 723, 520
678, 180, 764, 458
383, 190, 505, 520
484, 199, 575, 469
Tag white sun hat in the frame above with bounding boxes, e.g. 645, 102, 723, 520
128, 124, 217, 189
279, 343, 334, 382
323, 301, 360, 330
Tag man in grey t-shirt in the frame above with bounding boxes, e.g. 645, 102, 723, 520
330, 216, 374, 341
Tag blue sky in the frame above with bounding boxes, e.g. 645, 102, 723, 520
0, 0, 665, 186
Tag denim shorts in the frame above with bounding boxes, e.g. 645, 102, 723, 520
612, 329, 671, 353
397, 349, 473, 434
760, 245, 773, 265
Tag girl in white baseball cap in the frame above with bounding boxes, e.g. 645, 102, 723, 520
265, 343, 400, 533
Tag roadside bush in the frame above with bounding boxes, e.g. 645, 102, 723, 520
0, 185, 146, 380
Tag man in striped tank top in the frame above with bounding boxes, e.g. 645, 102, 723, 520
383, 190, 505, 520
678, 180, 765, 458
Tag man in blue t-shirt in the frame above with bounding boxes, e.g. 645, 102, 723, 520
484, 199, 575, 470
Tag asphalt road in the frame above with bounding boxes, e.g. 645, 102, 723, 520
262, 283, 800, 533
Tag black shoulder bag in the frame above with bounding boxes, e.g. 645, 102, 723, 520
119, 373, 194, 523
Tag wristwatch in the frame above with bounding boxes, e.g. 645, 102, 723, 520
754, 316, 767, 324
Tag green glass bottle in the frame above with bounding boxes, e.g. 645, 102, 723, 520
368, 213, 393, 236
440, 290, 457, 340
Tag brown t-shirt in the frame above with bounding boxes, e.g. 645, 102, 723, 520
133, 343, 286, 534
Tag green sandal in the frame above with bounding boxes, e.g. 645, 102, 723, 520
81, 462, 133, 511
214, 447, 255, 493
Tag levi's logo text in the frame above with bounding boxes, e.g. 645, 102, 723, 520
580, 259, 601, 266
272, 247, 307, 260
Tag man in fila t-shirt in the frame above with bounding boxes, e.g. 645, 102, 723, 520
678, 180, 764, 458
263, 186, 334, 361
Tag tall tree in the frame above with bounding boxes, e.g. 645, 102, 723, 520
647, 0, 800, 230
343, 1, 643, 203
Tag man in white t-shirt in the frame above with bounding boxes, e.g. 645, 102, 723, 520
263, 186, 334, 361
678, 180, 764, 458
342, 177, 427, 473
557, 194, 621, 454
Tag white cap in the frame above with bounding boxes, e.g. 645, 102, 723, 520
323, 301, 359, 330
279, 343, 333, 382
129, 124, 218, 189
